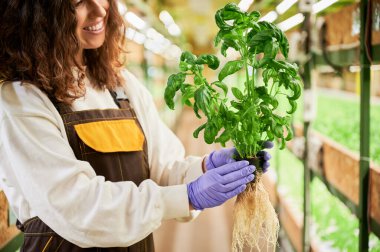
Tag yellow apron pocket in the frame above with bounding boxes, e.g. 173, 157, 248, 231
74, 120, 144, 153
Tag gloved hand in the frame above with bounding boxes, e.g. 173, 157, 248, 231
205, 141, 273, 172
204, 148, 236, 171
188, 160, 255, 210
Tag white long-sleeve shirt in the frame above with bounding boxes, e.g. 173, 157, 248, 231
0, 70, 203, 247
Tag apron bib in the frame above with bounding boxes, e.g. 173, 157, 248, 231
17, 91, 154, 252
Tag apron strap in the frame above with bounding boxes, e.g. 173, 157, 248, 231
109, 89, 130, 109
48, 96, 74, 114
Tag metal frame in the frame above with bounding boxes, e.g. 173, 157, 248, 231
359, 0, 371, 250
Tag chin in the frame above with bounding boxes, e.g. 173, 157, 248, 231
82, 40, 106, 50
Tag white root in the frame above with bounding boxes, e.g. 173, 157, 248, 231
232, 176, 279, 252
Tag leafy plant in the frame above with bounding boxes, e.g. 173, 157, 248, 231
164, 3, 302, 251
165, 3, 302, 172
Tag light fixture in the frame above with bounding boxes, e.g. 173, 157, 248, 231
159, 10, 175, 27
117, 1, 128, 16
238, 0, 254, 12
125, 28, 137, 40
125, 12, 146, 30
276, 0, 298, 15
312, 0, 339, 14
277, 13, 305, 31
260, 11, 278, 22
168, 23, 181, 37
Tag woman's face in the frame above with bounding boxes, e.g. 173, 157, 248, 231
74, 0, 110, 50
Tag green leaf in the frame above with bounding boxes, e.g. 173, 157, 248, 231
194, 86, 211, 115
218, 60, 244, 81
181, 89, 194, 106
196, 55, 220, 70
194, 75, 204, 86
287, 99, 297, 114
222, 38, 241, 53
193, 123, 207, 138
180, 51, 197, 64
287, 81, 302, 100
271, 99, 279, 109
231, 100, 242, 110
285, 126, 293, 141
221, 43, 229, 57
204, 122, 218, 144
164, 73, 186, 109
215, 129, 231, 145
264, 39, 279, 59
255, 86, 268, 96
222, 3, 244, 20
213, 81, 228, 96
193, 103, 201, 119
215, 9, 231, 30
214, 30, 228, 47
231, 87, 244, 100
249, 11, 260, 21
180, 83, 192, 93
179, 61, 190, 72
273, 125, 284, 138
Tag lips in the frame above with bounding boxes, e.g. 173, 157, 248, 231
83, 20, 104, 32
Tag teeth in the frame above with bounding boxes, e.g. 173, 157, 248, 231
84, 21, 103, 31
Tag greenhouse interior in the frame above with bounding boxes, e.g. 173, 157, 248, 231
0, 0, 379, 251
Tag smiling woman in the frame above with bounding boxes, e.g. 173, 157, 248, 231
0, 0, 125, 104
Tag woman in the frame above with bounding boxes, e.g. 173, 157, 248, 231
0, 0, 270, 251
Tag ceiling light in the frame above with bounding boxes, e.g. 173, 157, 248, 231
168, 23, 181, 37
133, 32, 146, 45
117, 1, 128, 16
159, 10, 175, 27
125, 12, 146, 30
312, 0, 339, 14
238, 0, 254, 12
276, 0, 298, 15
260, 11, 278, 22
125, 28, 137, 40
277, 13, 305, 31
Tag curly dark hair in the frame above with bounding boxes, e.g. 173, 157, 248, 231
0, 0, 126, 103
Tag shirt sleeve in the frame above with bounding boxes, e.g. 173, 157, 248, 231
0, 82, 192, 248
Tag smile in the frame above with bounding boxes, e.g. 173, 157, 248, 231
83, 21, 104, 32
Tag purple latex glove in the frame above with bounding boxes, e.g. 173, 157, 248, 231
205, 141, 273, 172
257, 140, 274, 172
187, 160, 255, 210
205, 148, 237, 171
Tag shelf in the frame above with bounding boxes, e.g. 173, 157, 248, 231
287, 124, 380, 239
314, 44, 380, 67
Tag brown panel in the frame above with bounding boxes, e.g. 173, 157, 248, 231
373, 0, 380, 45
325, 4, 360, 46
322, 136, 360, 205
370, 165, 380, 225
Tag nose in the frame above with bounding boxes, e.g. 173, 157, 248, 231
89, 0, 108, 18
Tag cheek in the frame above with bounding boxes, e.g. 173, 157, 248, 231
103, 0, 110, 10
75, 11, 86, 36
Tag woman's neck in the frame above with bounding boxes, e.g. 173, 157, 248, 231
75, 49, 85, 67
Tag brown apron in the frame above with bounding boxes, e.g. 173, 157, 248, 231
17, 91, 155, 252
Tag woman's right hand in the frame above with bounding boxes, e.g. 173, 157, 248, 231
204, 142, 273, 173
187, 160, 255, 210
